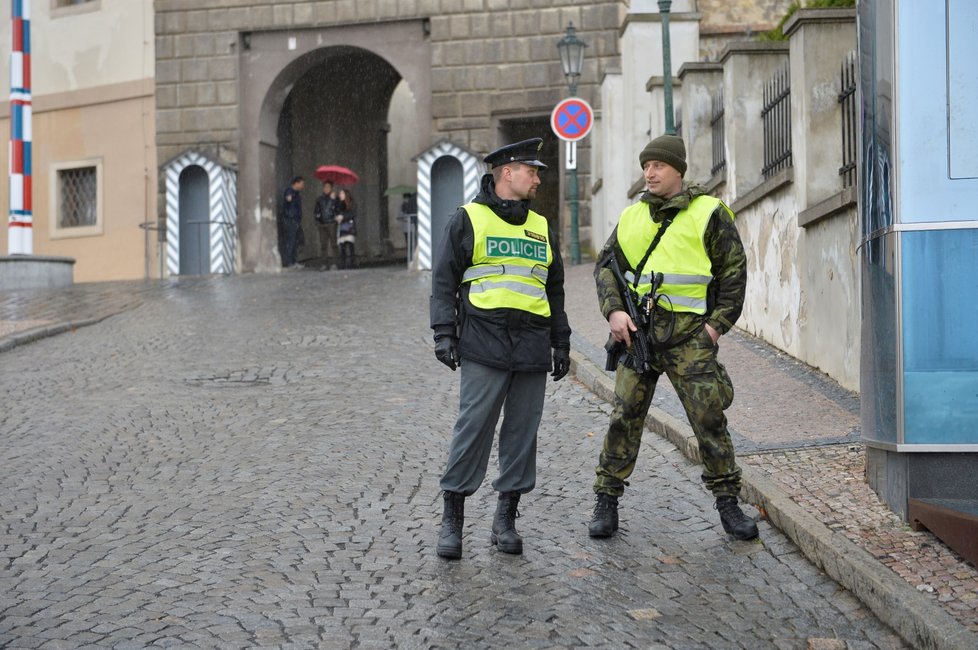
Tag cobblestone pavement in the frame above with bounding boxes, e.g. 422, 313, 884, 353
562, 263, 978, 644
0, 269, 907, 648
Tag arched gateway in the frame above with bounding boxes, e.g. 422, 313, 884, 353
237, 21, 431, 272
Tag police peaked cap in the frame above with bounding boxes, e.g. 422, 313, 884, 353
484, 137, 548, 169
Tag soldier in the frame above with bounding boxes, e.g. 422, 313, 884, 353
430, 137, 571, 559
588, 134, 759, 541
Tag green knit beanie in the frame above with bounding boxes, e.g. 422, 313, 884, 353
639, 134, 687, 175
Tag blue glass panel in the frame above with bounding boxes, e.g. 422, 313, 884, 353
861, 233, 899, 443
859, 0, 896, 237
902, 229, 978, 444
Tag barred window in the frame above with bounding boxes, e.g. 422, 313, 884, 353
51, 160, 102, 237
58, 167, 97, 228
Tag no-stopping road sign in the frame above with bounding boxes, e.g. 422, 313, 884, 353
551, 97, 593, 142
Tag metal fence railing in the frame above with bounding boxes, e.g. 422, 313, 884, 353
838, 50, 858, 189
761, 62, 792, 179
710, 89, 726, 177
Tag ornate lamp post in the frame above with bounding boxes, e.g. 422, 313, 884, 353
659, 0, 676, 135
556, 22, 587, 264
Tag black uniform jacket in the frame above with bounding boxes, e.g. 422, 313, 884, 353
429, 174, 572, 372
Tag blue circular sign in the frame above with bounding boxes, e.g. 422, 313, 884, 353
551, 98, 594, 142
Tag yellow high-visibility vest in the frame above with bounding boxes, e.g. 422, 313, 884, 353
461, 203, 553, 317
616, 195, 733, 314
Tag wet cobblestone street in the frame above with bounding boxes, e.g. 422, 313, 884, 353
0, 269, 906, 648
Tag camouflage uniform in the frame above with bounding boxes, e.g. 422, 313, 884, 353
593, 183, 747, 498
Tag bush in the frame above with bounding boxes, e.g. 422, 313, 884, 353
758, 0, 856, 42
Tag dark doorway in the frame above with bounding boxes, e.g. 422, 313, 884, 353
498, 118, 560, 242
178, 165, 209, 275
276, 47, 402, 267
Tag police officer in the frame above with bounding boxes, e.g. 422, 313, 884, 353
588, 134, 759, 541
430, 137, 572, 559
281, 175, 305, 268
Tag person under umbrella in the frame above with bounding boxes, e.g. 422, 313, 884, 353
334, 188, 358, 269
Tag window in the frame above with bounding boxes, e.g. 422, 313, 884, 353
50, 160, 103, 238
51, 0, 100, 17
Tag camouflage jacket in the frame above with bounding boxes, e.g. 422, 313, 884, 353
594, 183, 747, 348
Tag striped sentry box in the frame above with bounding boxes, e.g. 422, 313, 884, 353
415, 140, 481, 271
8, 0, 32, 255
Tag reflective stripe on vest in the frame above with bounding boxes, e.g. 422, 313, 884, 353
462, 203, 553, 317
462, 264, 549, 284
616, 195, 733, 314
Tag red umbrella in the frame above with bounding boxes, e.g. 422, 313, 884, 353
314, 165, 359, 185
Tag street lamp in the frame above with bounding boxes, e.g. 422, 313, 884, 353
658, 0, 676, 135
556, 22, 587, 264
557, 22, 586, 96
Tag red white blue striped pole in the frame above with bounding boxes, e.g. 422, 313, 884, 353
8, 0, 32, 255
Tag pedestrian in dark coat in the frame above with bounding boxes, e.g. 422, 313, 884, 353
281, 176, 305, 268
314, 180, 339, 269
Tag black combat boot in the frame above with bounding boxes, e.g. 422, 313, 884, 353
588, 493, 619, 538
715, 495, 759, 540
437, 491, 465, 559
491, 492, 523, 554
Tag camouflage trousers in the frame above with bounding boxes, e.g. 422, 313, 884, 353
594, 327, 742, 498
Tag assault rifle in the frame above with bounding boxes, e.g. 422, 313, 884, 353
601, 254, 664, 374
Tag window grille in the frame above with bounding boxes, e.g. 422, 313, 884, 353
55, 0, 94, 6
58, 166, 98, 228
761, 62, 792, 179
710, 89, 726, 177
838, 50, 858, 189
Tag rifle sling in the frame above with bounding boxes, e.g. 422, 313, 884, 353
631, 211, 675, 295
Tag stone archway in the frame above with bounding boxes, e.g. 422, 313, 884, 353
277, 48, 403, 267
238, 21, 431, 273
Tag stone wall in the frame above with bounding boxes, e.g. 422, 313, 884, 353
677, 9, 860, 389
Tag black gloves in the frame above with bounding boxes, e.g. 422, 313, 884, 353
436, 337, 568, 378
551, 348, 570, 381
434, 336, 460, 371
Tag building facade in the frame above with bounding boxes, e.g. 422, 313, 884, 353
153, 0, 625, 273
3, 1, 792, 282
0, 0, 158, 283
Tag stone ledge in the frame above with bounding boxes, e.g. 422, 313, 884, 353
730, 167, 793, 214
798, 186, 856, 228
0, 256, 76, 291
719, 40, 789, 63
784, 7, 857, 39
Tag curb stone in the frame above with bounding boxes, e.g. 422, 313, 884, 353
0, 318, 104, 354
569, 349, 978, 650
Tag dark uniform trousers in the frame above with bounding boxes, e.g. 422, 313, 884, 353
594, 326, 742, 498
440, 359, 546, 496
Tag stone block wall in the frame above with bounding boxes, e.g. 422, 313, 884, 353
154, 0, 623, 176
